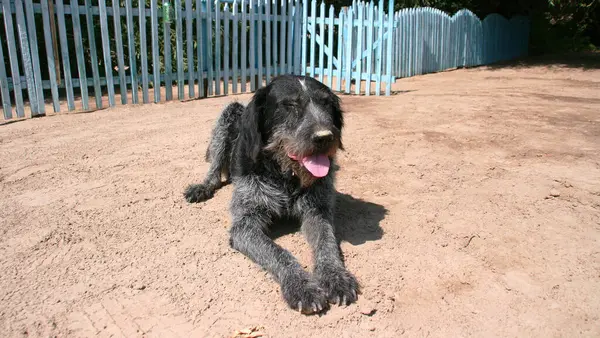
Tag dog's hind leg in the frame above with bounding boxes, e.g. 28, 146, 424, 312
184, 102, 244, 203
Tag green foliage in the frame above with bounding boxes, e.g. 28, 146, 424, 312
530, 0, 598, 53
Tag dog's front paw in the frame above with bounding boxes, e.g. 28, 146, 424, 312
281, 272, 328, 314
184, 184, 213, 203
316, 265, 360, 306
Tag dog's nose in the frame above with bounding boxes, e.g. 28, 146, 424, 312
312, 130, 334, 143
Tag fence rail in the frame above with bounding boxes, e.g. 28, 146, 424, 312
0, 0, 529, 121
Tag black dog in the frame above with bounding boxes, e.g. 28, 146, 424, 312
184, 74, 359, 314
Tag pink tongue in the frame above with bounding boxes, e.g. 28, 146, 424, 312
300, 154, 330, 177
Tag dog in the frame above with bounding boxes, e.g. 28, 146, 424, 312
184, 74, 359, 314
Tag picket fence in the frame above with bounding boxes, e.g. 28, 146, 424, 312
0, 0, 529, 121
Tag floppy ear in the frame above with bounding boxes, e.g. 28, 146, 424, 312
238, 87, 268, 163
331, 92, 345, 150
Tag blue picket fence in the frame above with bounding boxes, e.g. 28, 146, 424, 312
0, 0, 529, 121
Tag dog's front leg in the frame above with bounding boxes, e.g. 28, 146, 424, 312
300, 208, 360, 306
229, 212, 327, 314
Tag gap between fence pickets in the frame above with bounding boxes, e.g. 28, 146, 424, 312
0, 0, 530, 120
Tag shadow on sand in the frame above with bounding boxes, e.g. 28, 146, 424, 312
269, 192, 388, 246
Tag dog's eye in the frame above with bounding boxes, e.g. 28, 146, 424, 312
280, 103, 301, 117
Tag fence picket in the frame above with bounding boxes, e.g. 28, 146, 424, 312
265, 0, 271, 84
175, 0, 184, 99
257, 0, 263, 88
318, 1, 325, 82
272, 0, 278, 76
151, 0, 160, 102
416, 9, 422, 75
125, 0, 138, 104
354, 2, 363, 94
439, 11, 444, 70
399, 10, 405, 77
164, 1, 173, 100
196, 0, 205, 97
15, 0, 38, 114
241, 0, 247, 92
279, 0, 286, 76
293, 0, 302, 74
286, 0, 293, 73
308, 0, 315, 77
300, 0, 307, 76
438, 10, 443, 72
206, 0, 214, 95
24, 0, 45, 114
407, 9, 413, 77
384, 0, 393, 95
139, 0, 149, 103
436, 9, 441, 68
2, 0, 24, 117
436, 9, 441, 70
186, 0, 195, 98
428, 9, 433, 72
41, 0, 60, 112
335, 8, 343, 91
362, 3, 367, 71
425, 9, 429, 71
414, 9, 419, 75
249, 0, 256, 90
364, 1, 373, 95
391, 12, 396, 76
374, 2, 383, 95
70, 0, 88, 110
326, 5, 334, 88
0, 29, 11, 119
56, 0, 75, 110
396, 11, 406, 78
113, 1, 127, 104
381, 13, 386, 77
232, 1, 239, 93
450, 11, 455, 68
223, 4, 230, 95
344, 7, 352, 93
419, 9, 424, 72
429, 8, 438, 73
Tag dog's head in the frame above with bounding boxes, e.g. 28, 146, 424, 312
238, 75, 344, 186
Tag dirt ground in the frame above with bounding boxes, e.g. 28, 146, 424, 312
1, 57, 600, 337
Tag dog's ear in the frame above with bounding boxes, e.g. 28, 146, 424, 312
238, 87, 269, 163
331, 92, 345, 150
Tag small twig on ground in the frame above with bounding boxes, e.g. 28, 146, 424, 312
463, 235, 480, 248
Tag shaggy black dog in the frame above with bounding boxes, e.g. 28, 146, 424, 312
184, 74, 359, 314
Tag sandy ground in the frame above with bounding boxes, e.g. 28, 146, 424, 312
1, 58, 600, 337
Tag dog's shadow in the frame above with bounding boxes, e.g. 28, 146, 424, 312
270, 192, 387, 245
333, 192, 387, 245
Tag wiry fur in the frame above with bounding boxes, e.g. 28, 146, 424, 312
184, 75, 359, 314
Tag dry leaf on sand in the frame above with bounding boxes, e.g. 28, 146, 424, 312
231, 326, 265, 338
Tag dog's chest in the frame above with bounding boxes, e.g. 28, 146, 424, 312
265, 176, 313, 215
